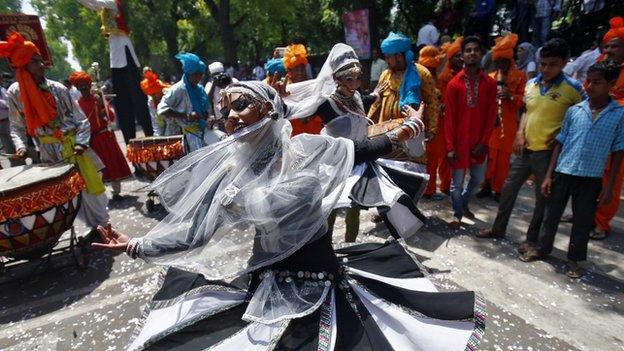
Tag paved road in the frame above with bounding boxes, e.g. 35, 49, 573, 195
1, 132, 622, 350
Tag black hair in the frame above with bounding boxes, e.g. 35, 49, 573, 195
461, 35, 483, 53
540, 38, 569, 60
587, 60, 621, 83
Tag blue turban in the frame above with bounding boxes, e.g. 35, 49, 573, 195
380, 32, 421, 108
175, 52, 206, 75
175, 52, 209, 132
264, 58, 286, 77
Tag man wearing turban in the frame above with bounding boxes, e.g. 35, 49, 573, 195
283, 44, 324, 136
140, 70, 174, 136
477, 34, 527, 202
592, 17, 624, 240
418, 45, 448, 199
77, 0, 153, 144
263, 58, 286, 84
368, 32, 439, 163
158, 53, 209, 153
70, 71, 132, 201
1, 32, 110, 233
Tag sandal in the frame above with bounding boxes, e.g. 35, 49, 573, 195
565, 261, 583, 279
589, 229, 609, 240
519, 248, 544, 262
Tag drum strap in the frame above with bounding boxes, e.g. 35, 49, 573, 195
39, 132, 106, 195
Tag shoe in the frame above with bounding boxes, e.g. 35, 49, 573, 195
476, 229, 505, 239
589, 229, 609, 240
111, 193, 124, 202
476, 187, 492, 199
517, 241, 536, 254
371, 214, 383, 223
463, 205, 475, 220
493, 192, 500, 203
432, 193, 445, 201
519, 248, 545, 262
565, 260, 583, 279
561, 213, 574, 223
441, 189, 450, 196
448, 217, 462, 229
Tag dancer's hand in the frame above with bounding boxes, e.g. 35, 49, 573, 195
91, 224, 129, 252
15, 148, 28, 159
371, 81, 389, 102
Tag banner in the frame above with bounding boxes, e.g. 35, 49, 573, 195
343, 9, 371, 60
0, 13, 52, 66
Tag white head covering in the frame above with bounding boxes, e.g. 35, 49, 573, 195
208, 61, 225, 75
136, 81, 354, 281
283, 43, 360, 119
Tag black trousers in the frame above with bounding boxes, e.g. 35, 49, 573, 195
111, 46, 153, 144
538, 172, 602, 261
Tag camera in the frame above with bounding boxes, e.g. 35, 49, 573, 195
212, 73, 232, 88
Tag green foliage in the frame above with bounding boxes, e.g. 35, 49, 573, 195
0, 0, 21, 12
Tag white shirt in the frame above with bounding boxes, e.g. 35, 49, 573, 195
77, 0, 140, 68
253, 65, 265, 81
69, 86, 82, 103
416, 23, 440, 46
370, 58, 388, 82
563, 47, 600, 82
0, 86, 9, 120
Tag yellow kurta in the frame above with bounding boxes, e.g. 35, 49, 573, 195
368, 63, 440, 135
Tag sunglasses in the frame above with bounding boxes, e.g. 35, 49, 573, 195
220, 95, 254, 118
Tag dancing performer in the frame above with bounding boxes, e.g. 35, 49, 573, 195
93, 80, 485, 351
158, 53, 209, 154
285, 43, 428, 242
70, 71, 132, 200
77, 0, 153, 144
1, 32, 110, 231
140, 70, 176, 136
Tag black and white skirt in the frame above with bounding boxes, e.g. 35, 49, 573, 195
127, 239, 485, 351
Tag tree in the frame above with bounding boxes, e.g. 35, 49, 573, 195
0, 0, 20, 12
203, 0, 247, 64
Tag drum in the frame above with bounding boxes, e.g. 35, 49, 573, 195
126, 135, 184, 181
367, 118, 426, 161
0, 164, 84, 259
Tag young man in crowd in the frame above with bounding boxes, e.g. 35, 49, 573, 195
477, 39, 586, 253
444, 35, 497, 228
477, 33, 527, 201
525, 61, 624, 278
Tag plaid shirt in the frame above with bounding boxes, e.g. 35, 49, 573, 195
535, 0, 561, 18
555, 99, 624, 178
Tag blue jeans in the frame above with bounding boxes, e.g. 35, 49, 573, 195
533, 16, 551, 47
451, 162, 487, 219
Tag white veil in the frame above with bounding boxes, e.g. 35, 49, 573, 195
136, 81, 355, 279
284, 43, 361, 119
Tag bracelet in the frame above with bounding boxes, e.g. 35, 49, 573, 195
126, 238, 140, 259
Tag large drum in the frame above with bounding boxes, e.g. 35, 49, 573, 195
368, 118, 426, 161
126, 135, 184, 181
0, 164, 84, 260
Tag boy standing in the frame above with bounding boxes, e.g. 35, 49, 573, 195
525, 61, 624, 278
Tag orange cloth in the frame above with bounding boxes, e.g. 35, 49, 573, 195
425, 79, 451, 195
595, 156, 624, 232
491, 33, 518, 61
418, 46, 442, 69
0, 32, 56, 136
290, 115, 323, 136
603, 16, 624, 44
140, 70, 168, 96
485, 148, 512, 193
68, 71, 92, 87
439, 37, 463, 84
488, 69, 526, 153
283, 44, 308, 70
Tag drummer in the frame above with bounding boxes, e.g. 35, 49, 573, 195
157, 53, 209, 154
367, 32, 439, 161
140, 69, 178, 136
1, 32, 110, 233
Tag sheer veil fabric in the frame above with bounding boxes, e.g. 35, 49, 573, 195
136, 81, 355, 280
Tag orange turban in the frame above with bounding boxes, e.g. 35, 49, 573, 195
283, 44, 308, 70
140, 70, 168, 96
492, 33, 518, 61
0, 32, 56, 136
418, 45, 442, 69
69, 71, 92, 87
446, 36, 463, 59
603, 17, 624, 44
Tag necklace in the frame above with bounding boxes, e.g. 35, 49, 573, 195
330, 89, 365, 116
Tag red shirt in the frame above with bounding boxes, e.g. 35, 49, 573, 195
444, 69, 497, 169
